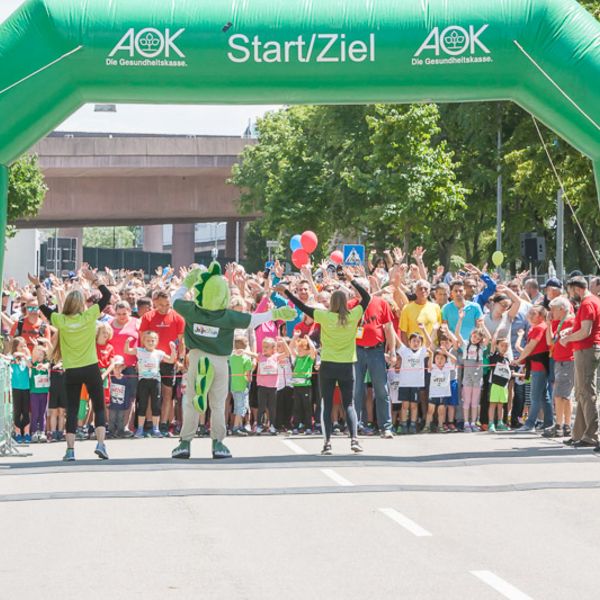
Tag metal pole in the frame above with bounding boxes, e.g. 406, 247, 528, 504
235, 221, 240, 263
556, 188, 564, 281
496, 107, 503, 253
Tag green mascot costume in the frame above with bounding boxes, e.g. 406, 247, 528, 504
171, 262, 295, 459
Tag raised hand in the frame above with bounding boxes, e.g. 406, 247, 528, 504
273, 259, 285, 279
412, 246, 426, 261
27, 273, 41, 286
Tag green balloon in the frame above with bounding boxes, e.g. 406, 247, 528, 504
492, 251, 504, 267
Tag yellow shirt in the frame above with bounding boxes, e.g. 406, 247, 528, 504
399, 301, 441, 336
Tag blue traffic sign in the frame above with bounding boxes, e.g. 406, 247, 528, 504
343, 244, 365, 266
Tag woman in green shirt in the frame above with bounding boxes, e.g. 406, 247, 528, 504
31, 269, 112, 461
277, 270, 370, 455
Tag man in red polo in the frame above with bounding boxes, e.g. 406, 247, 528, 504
349, 279, 396, 437
139, 290, 185, 435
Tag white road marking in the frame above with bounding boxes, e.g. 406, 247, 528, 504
320, 468, 354, 487
280, 439, 308, 455
471, 570, 533, 600
378, 508, 432, 537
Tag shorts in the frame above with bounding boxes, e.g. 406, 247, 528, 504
489, 383, 509, 404
553, 361, 574, 399
446, 379, 459, 406
49, 373, 67, 410
232, 389, 249, 417
333, 386, 342, 406
398, 387, 421, 403
429, 396, 450, 406
160, 362, 176, 387
391, 389, 401, 406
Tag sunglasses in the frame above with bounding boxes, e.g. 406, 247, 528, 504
26, 306, 39, 312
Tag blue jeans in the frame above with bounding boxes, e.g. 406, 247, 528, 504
353, 345, 392, 431
525, 369, 553, 428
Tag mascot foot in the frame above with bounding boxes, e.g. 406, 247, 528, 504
193, 357, 214, 413
172, 440, 191, 459
212, 439, 232, 459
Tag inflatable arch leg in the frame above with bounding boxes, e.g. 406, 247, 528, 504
0, 166, 7, 286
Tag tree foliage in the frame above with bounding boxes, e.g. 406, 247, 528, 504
7, 154, 48, 237
83, 226, 138, 249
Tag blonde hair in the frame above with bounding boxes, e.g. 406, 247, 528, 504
329, 290, 350, 327
63, 290, 86, 316
141, 330, 158, 343
96, 322, 113, 342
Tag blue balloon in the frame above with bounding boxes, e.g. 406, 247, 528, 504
290, 235, 302, 251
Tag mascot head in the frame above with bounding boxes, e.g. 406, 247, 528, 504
191, 262, 230, 311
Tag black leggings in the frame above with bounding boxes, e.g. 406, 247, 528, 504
12, 389, 30, 432
257, 386, 277, 427
137, 378, 161, 417
293, 387, 313, 428
320, 361, 358, 441
65, 364, 106, 434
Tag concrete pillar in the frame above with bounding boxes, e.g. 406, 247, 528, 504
225, 221, 246, 262
59, 227, 84, 267
171, 223, 195, 270
143, 225, 164, 253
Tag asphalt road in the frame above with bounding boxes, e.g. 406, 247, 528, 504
1, 431, 599, 600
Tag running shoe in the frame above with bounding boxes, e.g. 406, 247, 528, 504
122, 429, 134, 438
515, 425, 535, 432
321, 442, 333, 456
134, 428, 144, 439
350, 439, 364, 453
24, 434, 31, 444
305, 429, 313, 435
464, 423, 472, 433
212, 440, 232, 459
421, 425, 431, 433
496, 422, 509, 432
333, 422, 341, 434
31, 431, 39, 443
563, 425, 572, 438
172, 440, 191, 459
39, 432, 48, 443
382, 429, 394, 439
488, 423, 496, 433
15, 434, 23, 444
542, 424, 559, 438
397, 423, 408, 435
94, 443, 109, 460
291, 428, 299, 435
408, 423, 417, 435
268, 425, 278, 436
63, 448, 75, 462
233, 427, 248, 437
151, 428, 163, 438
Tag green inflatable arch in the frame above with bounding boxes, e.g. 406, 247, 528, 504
1, 0, 600, 278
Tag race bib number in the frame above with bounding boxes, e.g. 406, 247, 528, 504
193, 324, 220, 338
356, 327, 364, 340
34, 373, 50, 388
111, 384, 126, 405
494, 363, 511, 379
291, 377, 308, 386
259, 362, 277, 376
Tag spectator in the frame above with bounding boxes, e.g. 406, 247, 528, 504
351, 278, 396, 437
399, 280, 441, 345
9, 294, 51, 352
442, 279, 484, 341
139, 290, 186, 436
524, 278, 544, 305
561, 277, 600, 449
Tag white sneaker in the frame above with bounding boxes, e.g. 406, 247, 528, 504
39, 432, 48, 443
268, 425, 278, 436
31, 431, 40, 443
383, 429, 394, 439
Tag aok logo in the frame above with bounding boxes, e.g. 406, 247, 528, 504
414, 24, 490, 57
108, 28, 186, 59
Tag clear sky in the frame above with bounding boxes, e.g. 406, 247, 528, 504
1, 0, 280, 136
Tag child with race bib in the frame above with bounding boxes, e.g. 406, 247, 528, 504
426, 348, 457, 433
125, 331, 177, 438
29, 341, 51, 442
289, 330, 317, 434
256, 337, 279, 435
396, 323, 431, 435
10, 336, 31, 443
487, 336, 513, 433
108, 355, 130, 437
228, 336, 255, 436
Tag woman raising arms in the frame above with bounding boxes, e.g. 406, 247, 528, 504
276, 268, 370, 455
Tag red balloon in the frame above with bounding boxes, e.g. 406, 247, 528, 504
301, 230, 318, 254
292, 249, 310, 269
330, 250, 344, 264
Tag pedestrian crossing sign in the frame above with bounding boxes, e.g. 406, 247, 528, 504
343, 244, 365, 266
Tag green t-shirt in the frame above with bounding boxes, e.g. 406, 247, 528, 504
292, 354, 315, 387
229, 353, 253, 392
173, 300, 252, 356
51, 304, 100, 370
314, 306, 364, 363
30, 362, 50, 393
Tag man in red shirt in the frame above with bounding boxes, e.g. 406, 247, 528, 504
9, 294, 51, 351
139, 290, 185, 435
349, 279, 396, 437
560, 277, 600, 448
515, 305, 553, 432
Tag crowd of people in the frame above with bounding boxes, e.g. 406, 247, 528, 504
2, 248, 600, 459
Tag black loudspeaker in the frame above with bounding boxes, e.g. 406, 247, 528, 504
520, 233, 546, 262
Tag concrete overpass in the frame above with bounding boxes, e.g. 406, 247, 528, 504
13, 132, 257, 266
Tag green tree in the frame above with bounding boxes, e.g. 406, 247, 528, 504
83, 226, 138, 249
7, 154, 47, 237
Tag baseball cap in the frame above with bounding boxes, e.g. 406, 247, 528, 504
544, 277, 562, 289
113, 355, 125, 366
